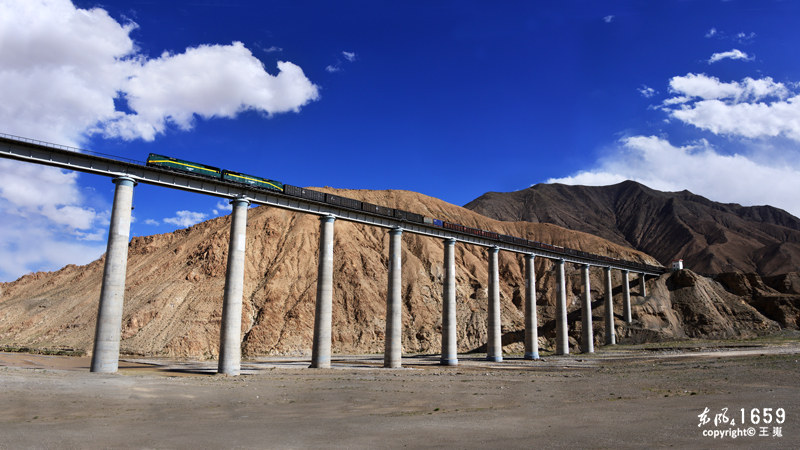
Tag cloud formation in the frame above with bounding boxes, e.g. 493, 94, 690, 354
547, 136, 800, 217
638, 85, 656, 98
326, 50, 358, 73
0, 0, 319, 144
708, 49, 752, 64
662, 73, 800, 141
163, 210, 208, 228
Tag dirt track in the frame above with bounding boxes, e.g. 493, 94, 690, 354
1, 343, 798, 448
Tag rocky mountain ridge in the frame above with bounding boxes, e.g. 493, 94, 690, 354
465, 180, 800, 276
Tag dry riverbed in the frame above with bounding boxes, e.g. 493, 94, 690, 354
1, 340, 798, 448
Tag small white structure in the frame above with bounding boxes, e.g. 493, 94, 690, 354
671, 259, 684, 271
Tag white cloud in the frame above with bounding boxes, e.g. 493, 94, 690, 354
0, 217, 107, 282
603, 15, 615, 23
708, 49, 752, 64
736, 31, 756, 43
0, 0, 136, 145
0, 0, 318, 144
638, 85, 656, 98
326, 50, 358, 73
163, 210, 208, 228
0, 159, 109, 280
704, 28, 756, 43
0, 0, 320, 280
548, 136, 800, 217
663, 74, 800, 141
213, 201, 234, 216
99, 43, 320, 141
144, 219, 160, 226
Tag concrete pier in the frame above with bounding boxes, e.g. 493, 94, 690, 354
91, 176, 136, 373
604, 267, 616, 346
580, 264, 594, 353
310, 215, 336, 368
486, 246, 502, 362
384, 227, 403, 368
523, 254, 539, 359
218, 198, 250, 376
622, 269, 632, 323
441, 238, 458, 366
640, 273, 647, 297
555, 259, 569, 355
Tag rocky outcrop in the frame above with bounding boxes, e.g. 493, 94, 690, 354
465, 180, 800, 276
621, 270, 780, 343
714, 272, 800, 329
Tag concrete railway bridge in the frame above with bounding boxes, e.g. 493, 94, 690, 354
0, 134, 665, 375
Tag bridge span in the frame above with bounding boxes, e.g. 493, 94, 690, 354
1, 133, 665, 374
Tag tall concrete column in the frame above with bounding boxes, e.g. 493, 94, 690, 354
441, 238, 458, 366
580, 264, 594, 354
91, 176, 136, 373
604, 267, 616, 346
555, 259, 569, 355
622, 270, 632, 323
384, 227, 403, 368
486, 246, 502, 362
524, 254, 539, 360
218, 197, 250, 376
640, 273, 647, 297
310, 215, 336, 368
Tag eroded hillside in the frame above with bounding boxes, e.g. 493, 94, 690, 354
0, 188, 786, 358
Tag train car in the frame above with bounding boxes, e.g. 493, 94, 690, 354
284, 184, 326, 202
325, 193, 362, 210
433, 219, 443, 227
146, 153, 221, 178
221, 169, 283, 192
362, 201, 394, 217
442, 222, 467, 233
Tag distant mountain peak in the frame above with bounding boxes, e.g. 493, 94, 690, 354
465, 180, 800, 276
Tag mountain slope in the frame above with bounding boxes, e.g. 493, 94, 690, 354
0, 188, 658, 357
465, 181, 800, 276
0, 187, 787, 358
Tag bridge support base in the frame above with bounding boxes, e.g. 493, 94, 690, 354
555, 259, 569, 355
524, 254, 539, 359
384, 228, 403, 368
91, 176, 136, 373
622, 270, 632, 323
581, 264, 594, 354
441, 239, 458, 366
310, 215, 335, 368
486, 246, 502, 362
218, 198, 250, 376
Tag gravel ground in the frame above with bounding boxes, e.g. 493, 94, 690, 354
1, 342, 798, 449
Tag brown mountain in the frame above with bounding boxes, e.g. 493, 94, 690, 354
0, 188, 786, 358
464, 180, 800, 276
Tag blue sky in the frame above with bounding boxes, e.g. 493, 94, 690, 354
2, 0, 800, 281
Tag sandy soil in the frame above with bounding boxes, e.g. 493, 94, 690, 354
1, 343, 798, 449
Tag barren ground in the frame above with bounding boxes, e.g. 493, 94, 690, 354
1, 340, 798, 449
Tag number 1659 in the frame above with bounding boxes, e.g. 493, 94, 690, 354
742, 408, 786, 425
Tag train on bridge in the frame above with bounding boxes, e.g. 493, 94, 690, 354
146, 153, 661, 273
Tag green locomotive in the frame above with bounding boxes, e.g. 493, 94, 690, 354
146, 153, 283, 192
